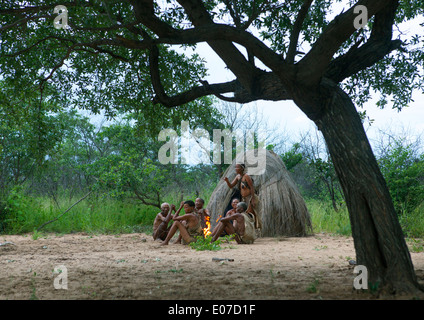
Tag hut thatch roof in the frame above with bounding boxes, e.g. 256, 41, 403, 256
207, 149, 313, 237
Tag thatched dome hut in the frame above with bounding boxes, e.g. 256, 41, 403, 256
207, 149, 312, 237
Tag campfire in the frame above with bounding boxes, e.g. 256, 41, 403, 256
202, 215, 212, 237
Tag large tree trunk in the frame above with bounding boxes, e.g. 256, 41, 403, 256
298, 80, 423, 296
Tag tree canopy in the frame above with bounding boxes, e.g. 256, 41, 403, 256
1, 0, 422, 118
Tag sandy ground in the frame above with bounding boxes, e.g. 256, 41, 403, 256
0, 232, 423, 300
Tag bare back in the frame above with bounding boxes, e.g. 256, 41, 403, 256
153, 212, 166, 232
232, 213, 246, 236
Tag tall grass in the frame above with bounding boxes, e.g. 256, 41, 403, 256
2, 194, 159, 235
306, 199, 351, 236
1, 186, 215, 235
306, 198, 424, 238
399, 201, 424, 238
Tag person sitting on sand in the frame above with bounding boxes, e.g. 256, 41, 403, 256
225, 198, 240, 217
194, 198, 210, 229
161, 200, 204, 245
169, 199, 207, 245
210, 197, 239, 239
153, 203, 178, 241
211, 202, 256, 244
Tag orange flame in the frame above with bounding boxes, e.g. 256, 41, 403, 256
203, 215, 211, 237
216, 215, 222, 223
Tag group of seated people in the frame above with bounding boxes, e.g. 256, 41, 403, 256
153, 197, 256, 246
153, 163, 258, 246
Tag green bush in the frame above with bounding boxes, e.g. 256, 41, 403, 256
3, 186, 43, 233
399, 202, 424, 238
378, 141, 424, 215
189, 235, 233, 251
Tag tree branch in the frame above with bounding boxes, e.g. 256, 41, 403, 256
3, 0, 295, 107
223, 0, 242, 27
66, 20, 139, 32
175, 0, 261, 95
241, 0, 269, 30
0, 1, 91, 14
132, 185, 161, 208
129, 0, 178, 37
39, 45, 75, 90
324, 0, 401, 83
325, 39, 403, 83
155, 24, 285, 71
3, 36, 71, 57
0, 14, 51, 32
286, 0, 314, 64
130, 0, 266, 93
37, 190, 92, 231
148, 44, 238, 106
149, 42, 290, 107
297, 0, 398, 86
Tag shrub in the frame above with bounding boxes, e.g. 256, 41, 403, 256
189, 235, 233, 251
378, 141, 424, 215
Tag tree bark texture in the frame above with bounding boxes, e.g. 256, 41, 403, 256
306, 80, 423, 294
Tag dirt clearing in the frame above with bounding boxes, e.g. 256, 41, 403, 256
1, 232, 423, 300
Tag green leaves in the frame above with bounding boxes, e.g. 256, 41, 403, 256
0, 0, 214, 128
189, 235, 232, 251
281, 143, 303, 172
1, 0, 423, 117
378, 140, 424, 215
84, 121, 170, 206
344, 42, 423, 110
0, 87, 64, 194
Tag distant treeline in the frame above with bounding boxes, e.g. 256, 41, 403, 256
1, 108, 423, 236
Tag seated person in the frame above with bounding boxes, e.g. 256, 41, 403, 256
224, 197, 240, 217
152, 203, 177, 241
194, 197, 210, 229
210, 197, 239, 238
161, 200, 204, 245
211, 202, 256, 244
